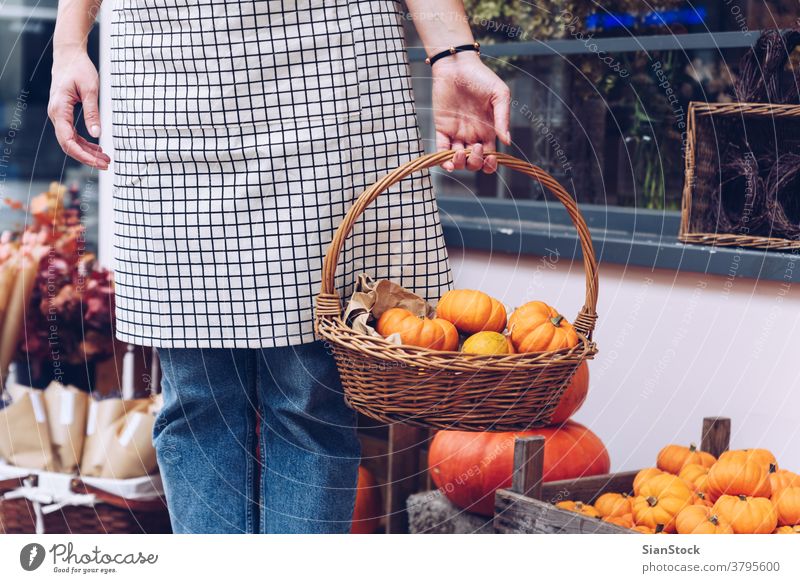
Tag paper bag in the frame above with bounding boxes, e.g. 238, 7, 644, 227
43, 382, 88, 473
0, 253, 40, 377
0, 385, 55, 470
342, 274, 435, 342
98, 408, 158, 479
79, 397, 150, 477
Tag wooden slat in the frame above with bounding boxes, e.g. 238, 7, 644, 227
385, 424, 429, 533
494, 489, 632, 534
540, 470, 639, 504
510, 436, 545, 499
701, 417, 731, 458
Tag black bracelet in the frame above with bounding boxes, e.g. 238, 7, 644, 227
425, 42, 481, 66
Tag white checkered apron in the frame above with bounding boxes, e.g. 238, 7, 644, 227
110, 0, 452, 348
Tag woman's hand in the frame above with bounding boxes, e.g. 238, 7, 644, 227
48, 47, 110, 170
431, 52, 511, 174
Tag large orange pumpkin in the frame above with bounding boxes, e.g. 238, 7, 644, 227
508, 301, 579, 353
376, 308, 459, 351
706, 458, 772, 501
549, 362, 589, 424
351, 466, 383, 534
428, 421, 610, 517
712, 494, 777, 534
657, 444, 715, 474
436, 290, 506, 334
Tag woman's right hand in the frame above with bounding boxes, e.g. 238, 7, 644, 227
48, 47, 110, 170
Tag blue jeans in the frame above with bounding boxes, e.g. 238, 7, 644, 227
153, 341, 360, 534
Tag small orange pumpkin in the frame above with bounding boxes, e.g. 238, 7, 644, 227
376, 308, 458, 351
633, 468, 665, 496
436, 290, 506, 334
508, 301, 579, 353
594, 492, 632, 518
718, 449, 777, 471
632, 474, 694, 533
706, 458, 771, 501
555, 500, 601, 518
774, 525, 800, 534
692, 491, 713, 507
679, 463, 710, 491
772, 486, 800, 526
675, 505, 734, 534
657, 444, 715, 474
712, 494, 777, 534
603, 513, 634, 528
769, 468, 800, 495
632, 524, 664, 534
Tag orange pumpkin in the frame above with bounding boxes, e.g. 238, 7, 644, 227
679, 463, 710, 492
555, 500, 601, 518
774, 525, 800, 534
718, 449, 777, 471
603, 513, 634, 528
376, 308, 458, 351
633, 468, 665, 496
461, 331, 512, 355
595, 492, 632, 518
632, 473, 694, 533
772, 486, 800, 526
351, 466, 383, 534
712, 494, 777, 534
549, 362, 589, 424
632, 524, 664, 534
507, 301, 579, 353
675, 505, 734, 534
706, 458, 772, 501
692, 491, 713, 507
436, 290, 506, 334
769, 468, 800, 495
428, 421, 610, 516
657, 444, 715, 474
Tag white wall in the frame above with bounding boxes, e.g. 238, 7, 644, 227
448, 246, 800, 472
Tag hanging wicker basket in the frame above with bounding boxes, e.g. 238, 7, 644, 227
315, 150, 599, 431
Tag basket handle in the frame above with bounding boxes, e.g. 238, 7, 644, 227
315, 150, 599, 338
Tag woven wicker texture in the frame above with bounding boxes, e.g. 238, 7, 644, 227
315, 150, 599, 431
0, 476, 171, 534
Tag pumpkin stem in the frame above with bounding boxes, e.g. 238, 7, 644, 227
689, 443, 697, 452
654, 524, 665, 533
575, 502, 584, 509
737, 494, 747, 501
769, 463, 778, 473
646, 496, 658, 507
550, 315, 565, 327
709, 514, 720, 525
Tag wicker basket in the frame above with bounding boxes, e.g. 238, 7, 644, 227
680, 101, 800, 250
0, 474, 171, 534
315, 150, 599, 431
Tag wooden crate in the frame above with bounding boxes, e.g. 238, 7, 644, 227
493, 417, 731, 534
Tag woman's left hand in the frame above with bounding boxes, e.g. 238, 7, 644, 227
431, 52, 511, 174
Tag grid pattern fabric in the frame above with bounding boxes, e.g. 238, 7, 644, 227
110, 0, 452, 348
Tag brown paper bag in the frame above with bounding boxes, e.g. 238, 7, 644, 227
342, 274, 435, 341
43, 382, 89, 473
0, 260, 17, 335
98, 408, 157, 479
0, 253, 40, 377
0, 385, 55, 470
79, 397, 150, 477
